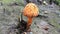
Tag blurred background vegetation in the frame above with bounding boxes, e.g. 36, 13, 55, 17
0, 0, 60, 34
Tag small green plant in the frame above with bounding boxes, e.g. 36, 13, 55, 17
55, 0, 60, 6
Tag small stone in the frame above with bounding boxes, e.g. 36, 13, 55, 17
30, 32, 33, 34
43, 1, 48, 5
44, 11, 48, 14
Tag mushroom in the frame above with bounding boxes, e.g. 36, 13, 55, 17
23, 3, 39, 30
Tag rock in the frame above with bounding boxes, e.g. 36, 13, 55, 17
43, 1, 48, 5
44, 11, 48, 14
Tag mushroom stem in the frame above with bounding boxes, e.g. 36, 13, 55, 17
27, 17, 33, 29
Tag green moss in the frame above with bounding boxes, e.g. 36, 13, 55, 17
1, 0, 24, 6
49, 17, 60, 30
55, 0, 60, 6
2, 0, 13, 4
48, 13, 60, 29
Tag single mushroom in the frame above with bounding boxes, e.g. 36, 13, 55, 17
23, 3, 39, 30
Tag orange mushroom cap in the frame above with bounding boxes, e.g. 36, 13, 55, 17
23, 3, 39, 18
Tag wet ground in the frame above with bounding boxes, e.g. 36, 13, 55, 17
0, 0, 60, 34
